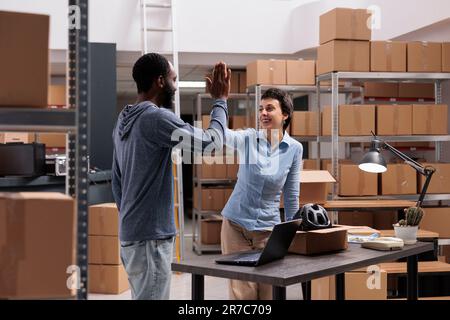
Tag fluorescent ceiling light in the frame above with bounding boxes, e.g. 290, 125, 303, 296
178, 81, 206, 88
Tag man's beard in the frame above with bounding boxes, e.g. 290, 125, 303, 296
162, 84, 176, 109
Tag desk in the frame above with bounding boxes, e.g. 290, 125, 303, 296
172, 242, 433, 300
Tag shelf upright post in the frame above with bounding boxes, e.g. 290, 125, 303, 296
435, 80, 443, 162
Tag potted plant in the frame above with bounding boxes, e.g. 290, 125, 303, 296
393, 207, 425, 245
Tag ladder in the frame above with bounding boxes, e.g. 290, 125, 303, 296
140, 0, 185, 262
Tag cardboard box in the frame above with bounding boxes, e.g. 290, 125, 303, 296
407, 42, 442, 72
317, 40, 370, 75
89, 264, 129, 294
376, 105, 412, 136
412, 104, 448, 135
370, 41, 407, 72
37, 133, 67, 148
339, 164, 378, 196
0, 192, 76, 299
319, 8, 371, 45
443, 43, 450, 72
226, 159, 239, 180
291, 111, 319, 136
286, 60, 316, 85
381, 164, 416, 195
0, 132, 35, 144
364, 82, 399, 98
312, 271, 387, 300
246, 60, 286, 87
48, 85, 66, 106
194, 188, 226, 211
231, 115, 247, 129
398, 83, 435, 99
238, 71, 247, 93
420, 207, 450, 238
339, 105, 376, 136
201, 217, 222, 244
88, 235, 121, 265
299, 170, 336, 204
303, 159, 320, 170
338, 212, 374, 227
201, 115, 210, 129
321, 106, 332, 136
224, 188, 233, 203
196, 156, 228, 179
288, 225, 348, 255
230, 71, 240, 93
89, 203, 119, 236
0, 11, 49, 108
419, 163, 450, 194
373, 211, 398, 230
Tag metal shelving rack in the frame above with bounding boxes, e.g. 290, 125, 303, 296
192, 93, 247, 254
0, 0, 89, 299
316, 72, 450, 204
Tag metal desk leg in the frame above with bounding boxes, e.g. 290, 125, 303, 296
407, 255, 418, 301
302, 281, 311, 300
335, 273, 345, 300
192, 274, 204, 300
272, 286, 286, 300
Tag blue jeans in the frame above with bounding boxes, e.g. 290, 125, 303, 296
120, 237, 174, 300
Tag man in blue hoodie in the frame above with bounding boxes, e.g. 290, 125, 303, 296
112, 53, 230, 300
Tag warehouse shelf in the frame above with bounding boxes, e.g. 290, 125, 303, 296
193, 178, 236, 185
193, 242, 221, 255
246, 84, 361, 94
318, 72, 450, 82
0, 108, 75, 132
192, 208, 222, 255
292, 136, 320, 142
318, 135, 450, 143
193, 208, 224, 216
332, 194, 450, 202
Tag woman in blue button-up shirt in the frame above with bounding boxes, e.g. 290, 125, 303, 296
220, 88, 303, 300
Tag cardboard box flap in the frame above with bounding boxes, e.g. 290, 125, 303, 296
300, 170, 336, 183
296, 226, 349, 235
90, 203, 117, 209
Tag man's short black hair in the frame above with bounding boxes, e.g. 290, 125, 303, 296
261, 88, 293, 131
132, 53, 171, 93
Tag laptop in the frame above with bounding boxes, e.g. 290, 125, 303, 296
215, 219, 302, 267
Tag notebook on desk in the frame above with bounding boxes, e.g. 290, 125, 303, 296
215, 219, 302, 267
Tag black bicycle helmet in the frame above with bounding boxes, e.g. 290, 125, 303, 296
293, 203, 332, 231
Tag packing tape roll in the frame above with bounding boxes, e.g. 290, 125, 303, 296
386, 41, 393, 71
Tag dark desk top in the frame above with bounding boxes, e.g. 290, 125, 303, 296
172, 242, 433, 287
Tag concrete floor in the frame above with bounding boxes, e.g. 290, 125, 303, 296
89, 216, 305, 300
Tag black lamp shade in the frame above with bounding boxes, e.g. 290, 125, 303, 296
359, 149, 387, 173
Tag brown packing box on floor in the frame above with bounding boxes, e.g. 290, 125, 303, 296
412, 104, 448, 135
381, 164, 416, 195
312, 271, 387, 300
420, 207, 450, 238
286, 60, 316, 85
231, 115, 247, 129
302, 159, 320, 170
246, 60, 286, 87
443, 43, 450, 72
419, 163, 450, 194
88, 235, 121, 265
89, 203, 119, 236
398, 83, 435, 99
319, 8, 371, 45
339, 164, 378, 196
0, 192, 76, 299
288, 225, 348, 255
322, 105, 376, 136
0, 11, 49, 108
364, 82, 399, 98
37, 133, 67, 148
317, 40, 370, 75
0, 132, 35, 144
377, 105, 412, 136
201, 217, 222, 244
407, 42, 442, 72
370, 41, 407, 72
48, 85, 66, 106
299, 170, 336, 205
290, 111, 319, 136
89, 264, 129, 294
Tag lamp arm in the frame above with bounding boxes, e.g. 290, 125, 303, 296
417, 170, 434, 207
382, 142, 427, 175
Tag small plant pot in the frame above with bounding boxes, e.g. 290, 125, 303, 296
393, 224, 418, 245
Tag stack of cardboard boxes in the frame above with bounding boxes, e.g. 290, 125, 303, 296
88, 203, 129, 295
